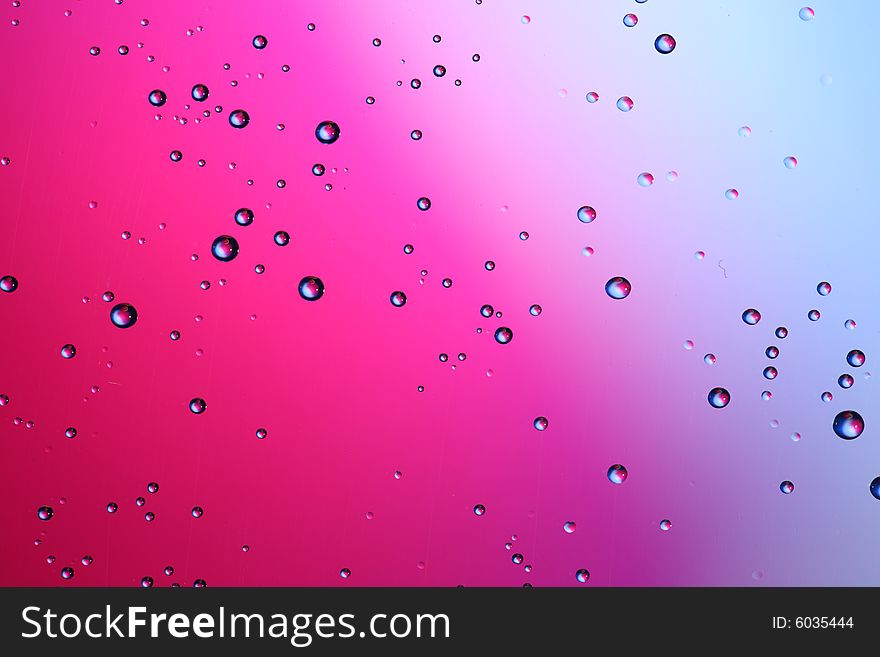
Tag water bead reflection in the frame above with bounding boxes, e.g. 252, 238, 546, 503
703, 353, 716, 365
229, 109, 250, 129
821, 391, 833, 403
485, 261, 495, 271
616, 96, 634, 112
765, 346, 779, 359
493, 327, 513, 344
191, 84, 209, 102
0, 275, 18, 292
817, 281, 831, 296
654, 34, 676, 54
725, 188, 739, 200
191, 506, 204, 518
533, 416, 548, 431
529, 304, 542, 316
274, 231, 290, 247
576, 569, 590, 583
659, 519, 673, 531
783, 156, 798, 169
234, 208, 254, 226
577, 205, 596, 223
61, 567, 75, 580
298, 276, 325, 301
417, 197, 432, 211
211, 235, 239, 262
315, 121, 341, 144
512, 553, 524, 565
845, 319, 857, 330
761, 391, 772, 400
37, 506, 54, 521
808, 309, 820, 321
473, 504, 486, 516
607, 464, 628, 484
799, 7, 815, 21
252, 34, 268, 49
563, 521, 576, 534
871, 477, 880, 501
480, 304, 494, 318
833, 410, 864, 439
586, 91, 599, 103
148, 89, 167, 106
189, 397, 207, 414
433, 65, 446, 77
61, 344, 77, 359
708, 387, 730, 408
637, 172, 654, 187
846, 350, 866, 367
780, 481, 795, 495
390, 291, 407, 307
742, 308, 761, 325
623, 13, 638, 27
775, 326, 788, 339
763, 366, 778, 380
604, 277, 631, 300
169, 150, 182, 162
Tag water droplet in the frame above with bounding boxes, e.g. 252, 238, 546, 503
838, 373, 854, 389
799, 7, 815, 21
211, 235, 240, 262
480, 305, 494, 318
141, 576, 153, 588
191, 84, 209, 102
586, 91, 599, 103
563, 521, 576, 534
441, 278, 453, 288
765, 346, 779, 359
808, 309, 820, 321
315, 121, 341, 144
783, 156, 798, 169
473, 504, 486, 516
252, 34, 267, 49
708, 387, 731, 408
763, 366, 778, 380
654, 34, 676, 54
577, 206, 596, 223
61, 567, 75, 580
725, 188, 739, 200
147, 482, 159, 494
191, 506, 204, 518
533, 416, 548, 431
511, 553, 524, 564
433, 65, 446, 77
233, 208, 254, 227
529, 304, 542, 316
61, 344, 77, 359
607, 463, 628, 484
189, 397, 207, 414
37, 506, 54, 521
144, 511, 155, 522
847, 349, 866, 368
521, 15, 531, 24
833, 410, 864, 440
742, 309, 761, 325
89, 46, 101, 56
169, 150, 183, 162
775, 326, 788, 338
683, 340, 694, 350
616, 96, 634, 112
845, 319, 857, 330
417, 197, 432, 211
821, 391, 833, 403
704, 353, 716, 365
637, 172, 654, 187
780, 481, 795, 495
390, 291, 407, 307
340, 568, 351, 579
410, 129, 422, 141
229, 109, 250, 129
494, 327, 513, 344
870, 477, 880, 500
81, 555, 93, 566
298, 276, 325, 301
604, 276, 631, 300
106, 502, 118, 513
0, 275, 19, 292
816, 281, 831, 296
274, 231, 290, 247
110, 303, 138, 328
148, 89, 166, 106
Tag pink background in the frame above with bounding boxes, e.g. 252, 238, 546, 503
1, 1, 877, 586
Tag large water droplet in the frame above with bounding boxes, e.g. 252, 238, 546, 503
870, 477, 880, 501
604, 277, 631, 300
742, 308, 761, 325
607, 463, 628, 484
60, 344, 77, 359
493, 326, 513, 344
315, 121, 341, 144
847, 350, 866, 367
189, 398, 207, 414
616, 96, 634, 112
577, 205, 596, 223
533, 416, 548, 431
576, 569, 590, 583
0, 275, 18, 292
780, 480, 795, 495
229, 109, 250, 129
654, 34, 676, 54
298, 276, 325, 301
708, 387, 730, 408
833, 410, 864, 440
390, 291, 407, 307
148, 89, 166, 107
191, 84, 209, 102
37, 506, 54, 521
211, 235, 240, 262
252, 34, 268, 49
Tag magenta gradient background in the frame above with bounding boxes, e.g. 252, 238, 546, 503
1, 1, 878, 586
